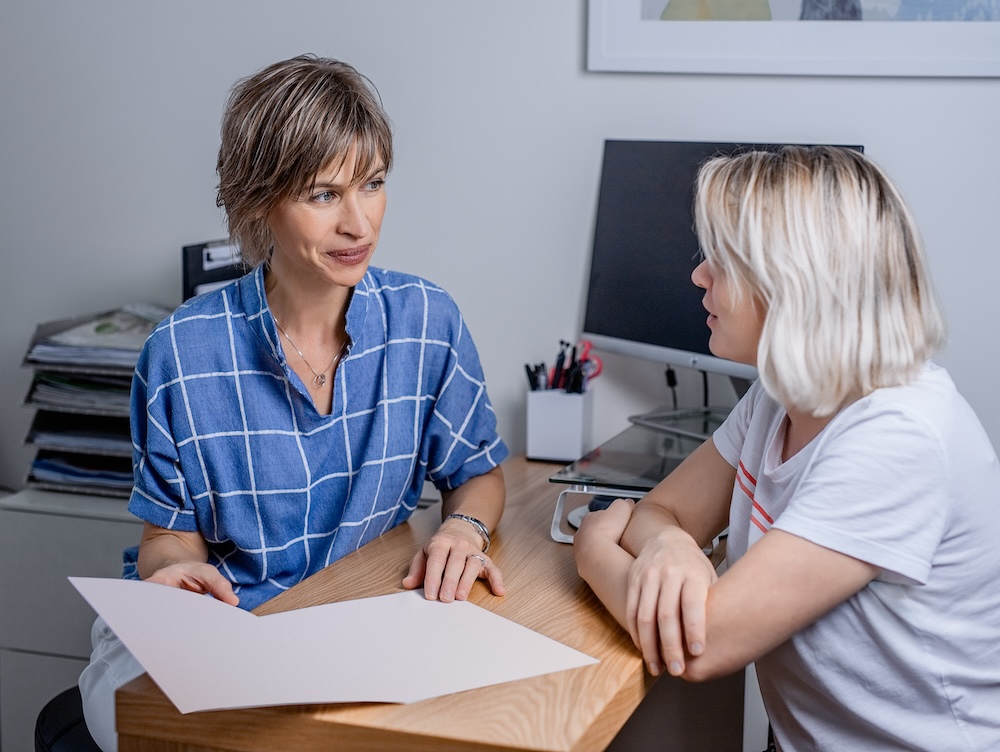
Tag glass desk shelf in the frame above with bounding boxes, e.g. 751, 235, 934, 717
547, 423, 708, 543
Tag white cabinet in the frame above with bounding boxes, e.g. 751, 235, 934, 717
0, 489, 142, 752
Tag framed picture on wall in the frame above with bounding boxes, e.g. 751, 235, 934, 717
588, 0, 1000, 77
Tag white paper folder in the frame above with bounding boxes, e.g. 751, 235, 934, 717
70, 577, 598, 714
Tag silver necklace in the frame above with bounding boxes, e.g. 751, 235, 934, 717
273, 317, 346, 388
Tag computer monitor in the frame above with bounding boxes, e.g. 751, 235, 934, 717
582, 139, 863, 437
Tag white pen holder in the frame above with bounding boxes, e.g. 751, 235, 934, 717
526, 389, 594, 463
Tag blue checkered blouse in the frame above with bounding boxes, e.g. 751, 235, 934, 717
123, 264, 508, 610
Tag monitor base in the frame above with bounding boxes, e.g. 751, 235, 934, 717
628, 406, 731, 441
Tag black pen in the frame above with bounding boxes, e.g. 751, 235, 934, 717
525, 363, 539, 391
565, 358, 587, 393
551, 340, 569, 390
551, 352, 564, 390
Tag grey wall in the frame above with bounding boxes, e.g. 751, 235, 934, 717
2, 1, 998, 491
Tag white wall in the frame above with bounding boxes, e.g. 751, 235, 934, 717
1, 1, 998, 491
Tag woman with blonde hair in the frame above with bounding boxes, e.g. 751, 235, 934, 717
575, 146, 1000, 750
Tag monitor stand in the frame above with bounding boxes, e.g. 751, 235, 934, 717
628, 406, 730, 441
628, 374, 751, 440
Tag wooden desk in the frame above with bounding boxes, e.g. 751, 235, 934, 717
116, 456, 743, 752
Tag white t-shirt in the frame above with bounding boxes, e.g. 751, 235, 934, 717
713, 363, 1000, 752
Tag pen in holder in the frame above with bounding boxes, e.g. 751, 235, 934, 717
526, 389, 594, 463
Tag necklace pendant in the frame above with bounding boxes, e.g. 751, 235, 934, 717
314, 373, 327, 387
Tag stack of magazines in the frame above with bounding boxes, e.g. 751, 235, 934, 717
23, 303, 171, 498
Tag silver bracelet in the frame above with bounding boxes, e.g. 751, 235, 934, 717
444, 513, 491, 553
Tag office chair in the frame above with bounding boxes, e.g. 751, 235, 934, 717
34, 686, 102, 752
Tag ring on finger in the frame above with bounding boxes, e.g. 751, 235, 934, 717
467, 553, 487, 568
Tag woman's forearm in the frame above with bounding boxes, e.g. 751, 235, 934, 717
619, 502, 688, 558
439, 465, 505, 533
136, 523, 210, 580
619, 439, 736, 557
575, 535, 635, 629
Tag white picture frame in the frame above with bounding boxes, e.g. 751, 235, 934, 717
588, 0, 1000, 77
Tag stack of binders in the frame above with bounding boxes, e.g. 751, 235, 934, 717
22, 303, 170, 499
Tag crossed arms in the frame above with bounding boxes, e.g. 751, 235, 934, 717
573, 438, 878, 681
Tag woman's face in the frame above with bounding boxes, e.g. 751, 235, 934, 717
691, 258, 763, 367
267, 146, 387, 290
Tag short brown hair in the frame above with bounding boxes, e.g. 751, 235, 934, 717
216, 54, 393, 266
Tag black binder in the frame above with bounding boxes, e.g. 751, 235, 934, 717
182, 240, 244, 300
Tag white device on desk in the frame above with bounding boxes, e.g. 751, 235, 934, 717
547, 423, 703, 544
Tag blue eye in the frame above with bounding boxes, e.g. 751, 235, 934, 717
312, 190, 335, 203
363, 178, 385, 192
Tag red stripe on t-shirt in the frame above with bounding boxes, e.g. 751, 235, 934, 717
752, 500, 774, 525
738, 462, 770, 533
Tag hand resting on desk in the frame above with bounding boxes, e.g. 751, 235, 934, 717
402, 465, 507, 602
402, 522, 505, 602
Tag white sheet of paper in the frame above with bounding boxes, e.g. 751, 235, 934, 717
69, 577, 598, 714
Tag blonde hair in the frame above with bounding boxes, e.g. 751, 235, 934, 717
694, 146, 946, 416
216, 55, 393, 267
